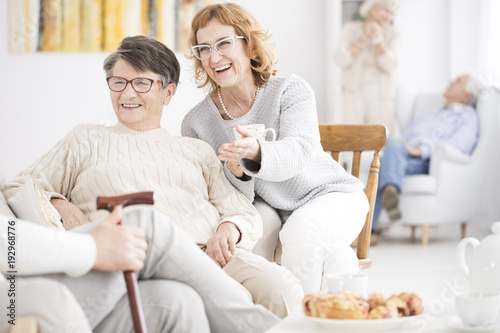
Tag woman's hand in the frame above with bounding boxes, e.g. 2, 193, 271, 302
227, 160, 244, 178
91, 206, 148, 272
218, 125, 262, 166
206, 222, 240, 268
50, 198, 90, 230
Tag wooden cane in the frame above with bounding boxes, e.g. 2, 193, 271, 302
96, 191, 155, 333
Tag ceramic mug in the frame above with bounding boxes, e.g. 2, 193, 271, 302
325, 273, 369, 297
233, 124, 276, 141
455, 291, 500, 327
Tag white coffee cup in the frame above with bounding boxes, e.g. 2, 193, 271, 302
325, 273, 369, 297
455, 292, 500, 327
233, 124, 276, 141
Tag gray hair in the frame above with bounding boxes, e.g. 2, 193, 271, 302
103, 35, 180, 88
464, 72, 487, 106
359, 0, 400, 18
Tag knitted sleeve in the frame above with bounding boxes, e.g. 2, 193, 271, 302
197, 142, 262, 250
182, 99, 257, 202
222, 162, 256, 203
242, 76, 321, 182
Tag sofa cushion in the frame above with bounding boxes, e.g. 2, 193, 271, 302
0, 170, 15, 218
0, 190, 15, 218
401, 175, 437, 194
7, 175, 64, 230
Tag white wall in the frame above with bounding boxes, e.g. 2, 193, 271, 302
394, 0, 451, 94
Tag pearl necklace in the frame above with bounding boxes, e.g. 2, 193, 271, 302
217, 86, 260, 120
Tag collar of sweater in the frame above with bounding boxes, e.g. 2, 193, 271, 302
113, 122, 171, 140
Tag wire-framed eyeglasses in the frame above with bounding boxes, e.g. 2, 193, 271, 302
191, 36, 245, 61
106, 76, 163, 93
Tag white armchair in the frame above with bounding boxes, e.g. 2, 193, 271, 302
398, 86, 500, 244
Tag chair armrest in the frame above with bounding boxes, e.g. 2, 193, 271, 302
431, 143, 472, 164
429, 143, 473, 178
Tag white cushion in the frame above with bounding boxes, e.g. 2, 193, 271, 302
0, 191, 15, 218
402, 175, 437, 194
7, 175, 64, 230
0, 170, 15, 218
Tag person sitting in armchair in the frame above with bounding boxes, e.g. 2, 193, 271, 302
372, 73, 486, 233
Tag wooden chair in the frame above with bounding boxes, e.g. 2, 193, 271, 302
319, 124, 388, 269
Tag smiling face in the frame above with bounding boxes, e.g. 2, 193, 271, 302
195, 19, 254, 90
109, 59, 175, 131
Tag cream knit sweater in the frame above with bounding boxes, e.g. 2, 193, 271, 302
1, 123, 262, 250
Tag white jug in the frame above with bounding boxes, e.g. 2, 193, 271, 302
457, 222, 500, 294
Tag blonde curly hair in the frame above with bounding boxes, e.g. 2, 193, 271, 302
186, 3, 277, 93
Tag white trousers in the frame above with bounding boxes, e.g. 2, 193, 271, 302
279, 191, 368, 295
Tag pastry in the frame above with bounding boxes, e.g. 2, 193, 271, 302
303, 291, 423, 320
368, 304, 399, 319
303, 291, 369, 319
398, 292, 424, 316
366, 292, 385, 309
386, 294, 409, 316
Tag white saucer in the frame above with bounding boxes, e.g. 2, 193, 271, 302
446, 316, 500, 333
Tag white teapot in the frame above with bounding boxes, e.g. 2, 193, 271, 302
457, 222, 500, 294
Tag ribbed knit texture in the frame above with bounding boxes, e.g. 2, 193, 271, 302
182, 75, 364, 218
1, 123, 262, 250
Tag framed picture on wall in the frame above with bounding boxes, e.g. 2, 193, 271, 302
8, 0, 214, 53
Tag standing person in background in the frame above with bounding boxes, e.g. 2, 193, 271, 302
335, 0, 401, 135
182, 3, 369, 295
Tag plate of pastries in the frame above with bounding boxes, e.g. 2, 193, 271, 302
302, 291, 424, 331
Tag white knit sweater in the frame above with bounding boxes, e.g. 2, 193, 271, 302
1, 123, 262, 250
182, 75, 364, 220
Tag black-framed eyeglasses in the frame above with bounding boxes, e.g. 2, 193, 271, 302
191, 36, 245, 61
106, 76, 163, 93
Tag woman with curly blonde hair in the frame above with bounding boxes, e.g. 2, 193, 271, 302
182, 3, 368, 295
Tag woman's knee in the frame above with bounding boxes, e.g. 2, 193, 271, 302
227, 252, 304, 318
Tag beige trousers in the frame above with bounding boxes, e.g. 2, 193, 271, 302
223, 249, 304, 319
251, 197, 282, 261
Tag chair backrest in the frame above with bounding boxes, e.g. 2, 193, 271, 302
318, 124, 388, 269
